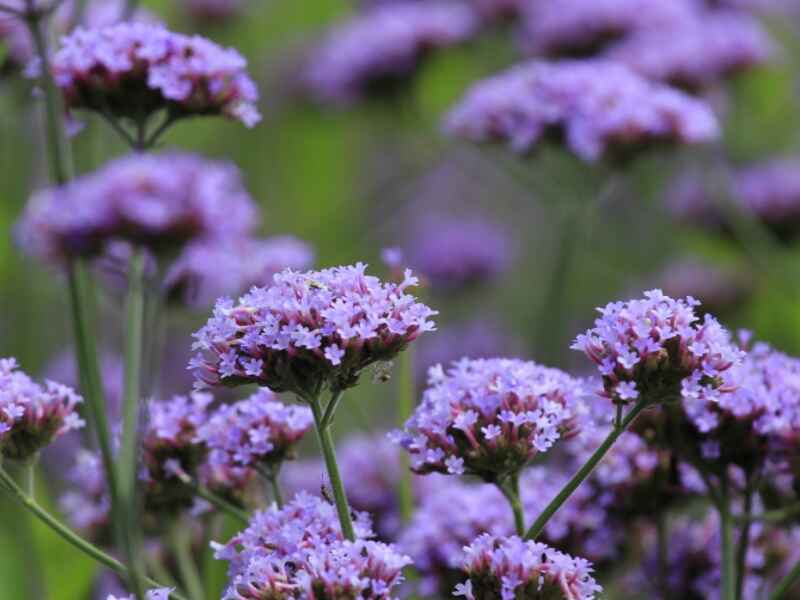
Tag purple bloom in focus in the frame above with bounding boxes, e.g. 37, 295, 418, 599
396, 357, 583, 480
190, 263, 436, 395
164, 236, 314, 308
445, 59, 719, 162
302, 1, 477, 106
572, 289, 742, 407
16, 152, 259, 263
52, 22, 260, 126
0, 357, 84, 461
455, 534, 602, 600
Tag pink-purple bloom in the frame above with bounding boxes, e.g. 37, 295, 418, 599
52, 22, 260, 126
16, 152, 259, 263
395, 357, 583, 480
190, 263, 436, 395
445, 59, 719, 162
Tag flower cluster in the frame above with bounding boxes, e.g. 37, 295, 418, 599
657, 259, 752, 317
572, 290, 742, 407
60, 450, 111, 542
396, 357, 583, 480
190, 263, 436, 394
214, 492, 411, 599
0, 358, 84, 461
455, 534, 602, 600
52, 22, 260, 126
164, 236, 314, 308
16, 152, 259, 263
199, 388, 313, 476
301, 1, 477, 106
445, 59, 719, 162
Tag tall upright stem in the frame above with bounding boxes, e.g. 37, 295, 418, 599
769, 561, 800, 600
736, 480, 755, 600
720, 475, 736, 600
309, 393, 355, 541
170, 524, 206, 600
498, 473, 525, 536
525, 397, 647, 540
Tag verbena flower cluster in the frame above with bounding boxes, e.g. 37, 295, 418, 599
396, 357, 583, 480
455, 534, 602, 600
445, 59, 719, 162
0, 358, 84, 462
571, 289, 742, 406
214, 492, 411, 599
16, 152, 259, 263
164, 236, 314, 308
301, 1, 477, 106
52, 22, 260, 126
190, 263, 436, 394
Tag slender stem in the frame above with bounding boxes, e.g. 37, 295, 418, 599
741, 502, 800, 523
396, 348, 415, 523
735, 480, 755, 600
770, 561, 800, 600
170, 524, 206, 600
188, 481, 249, 525
320, 389, 343, 429
7, 460, 47, 599
309, 393, 355, 541
498, 473, 525, 536
268, 472, 284, 508
720, 475, 736, 600
0, 468, 185, 600
524, 398, 647, 540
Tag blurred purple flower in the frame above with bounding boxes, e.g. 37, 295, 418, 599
60, 450, 112, 541
183, 0, 245, 22
445, 59, 719, 162
656, 259, 752, 317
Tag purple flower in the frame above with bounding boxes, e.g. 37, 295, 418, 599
456, 534, 602, 600
445, 59, 719, 162
164, 236, 314, 308
395, 357, 583, 480
190, 263, 436, 395
572, 289, 742, 407
0, 358, 84, 461
736, 157, 800, 242
107, 590, 173, 600
183, 0, 244, 22
16, 152, 259, 263
60, 450, 111, 541
301, 1, 477, 106
52, 22, 260, 126
656, 260, 752, 317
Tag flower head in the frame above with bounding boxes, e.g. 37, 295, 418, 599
52, 22, 260, 126
456, 534, 602, 600
16, 152, 259, 263
572, 290, 742, 406
190, 263, 436, 395
445, 59, 719, 162
0, 358, 83, 461
396, 357, 583, 480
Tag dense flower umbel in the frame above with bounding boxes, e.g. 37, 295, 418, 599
301, 1, 477, 106
444, 59, 719, 162
52, 22, 260, 126
190, 263, 436, 395
214, 492, 411, 599
198, 388, 313, 475
16, 152, 259, 263
0, 358, 84, 461
455, 534, 602, 600
571, 290, 742, 407
164, 236, 314, 308
396, 358, 583, 481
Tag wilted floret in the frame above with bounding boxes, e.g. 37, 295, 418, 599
455, 534, 602, 600
165, 236, 314, 308
190, 263, 436, 395
52, 22, 260, 126
0, 358, 84, 461
302, 1, 477, 106
445, 59, 719, 162
572, 290, 742, 407
16, 152, 259, 263
396, 357, 583, 480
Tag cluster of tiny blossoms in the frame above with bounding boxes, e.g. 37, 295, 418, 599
16, 152, 259, 263
396, 357, 583, 480
107, 590, 173, 600
445, 59, 719, 162
198, 388, 313, 474
214, 492, 411, 599
455, 534, 602, 600
190, 264, 436, 395
52, 22, 260, 126
0, 358, 84, 462
572, 290, 742, 407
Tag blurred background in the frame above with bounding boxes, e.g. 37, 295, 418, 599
2, 0, 800, 598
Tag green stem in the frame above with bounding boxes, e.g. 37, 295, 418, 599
524, 397, 648, 540
770, 561, 800, 600
720, 476, 736, 600
397, 348, 415, 523
170, 524, 206, 600
0, 468, 185, 599
189, 482, 249, 525
268, 472, 284, 508
498, 473, 525, 536
735, 481, 755, 600
309, 393, 355, 541
320, 389, 343, 429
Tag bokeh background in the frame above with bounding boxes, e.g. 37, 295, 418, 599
2, 0, 800, 598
